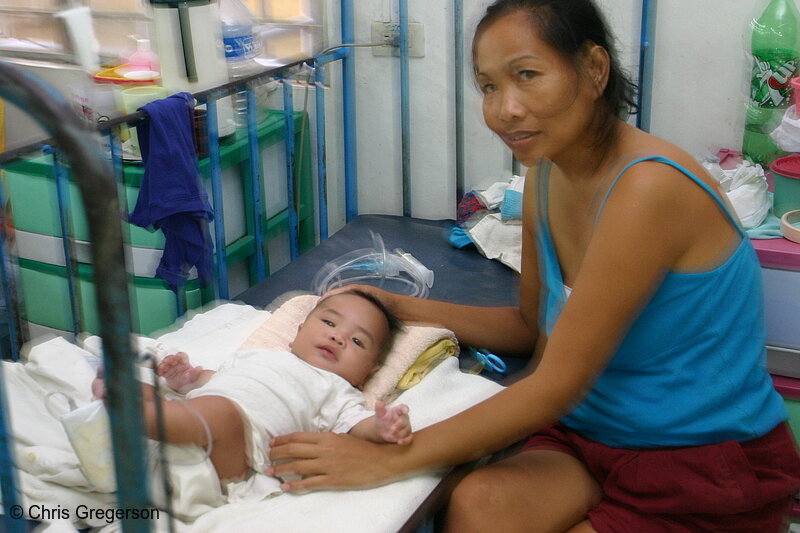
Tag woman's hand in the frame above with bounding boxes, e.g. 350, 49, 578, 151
267, 432, 405, 492
323, 284, 396, 306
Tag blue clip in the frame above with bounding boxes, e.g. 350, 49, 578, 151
469, 348, 507, 374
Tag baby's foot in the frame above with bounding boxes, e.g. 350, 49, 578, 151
91, 366, 106, 400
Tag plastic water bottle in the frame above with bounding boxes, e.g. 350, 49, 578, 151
219, 0, 263, 128
743, 0, 800, 166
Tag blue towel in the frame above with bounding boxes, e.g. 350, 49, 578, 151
128, 92, 214, 291
500, 189, 523, 221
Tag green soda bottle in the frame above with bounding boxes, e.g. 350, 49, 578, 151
743, 0, 800, 166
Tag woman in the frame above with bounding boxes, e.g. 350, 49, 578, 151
269, 1, 800, 531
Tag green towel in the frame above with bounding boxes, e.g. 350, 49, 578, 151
747, 212, 783, 239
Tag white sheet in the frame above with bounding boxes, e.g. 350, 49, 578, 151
4, 302, 505, 532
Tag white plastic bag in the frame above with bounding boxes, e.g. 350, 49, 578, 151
703, 159, 770, 229
771, 105, 800, 151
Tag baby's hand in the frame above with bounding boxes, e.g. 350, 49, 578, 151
157, 352, 204, 393
374, 400, 413, 445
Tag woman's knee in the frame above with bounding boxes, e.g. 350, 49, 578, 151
453, 467, 511, 507
445, 467, 513, 531
445, 451, 602, 533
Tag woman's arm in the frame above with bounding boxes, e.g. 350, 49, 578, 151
338, 175, 542, 358
268, 161, 696, 491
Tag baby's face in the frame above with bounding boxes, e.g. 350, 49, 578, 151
290, 293, 389, 387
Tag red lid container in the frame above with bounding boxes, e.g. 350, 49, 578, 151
770, 155, 800, 180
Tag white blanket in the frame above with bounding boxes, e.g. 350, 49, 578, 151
3, 303, 505, 532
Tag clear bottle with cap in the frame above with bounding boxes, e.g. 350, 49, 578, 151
743, 0, 800, 166
219, 0, 264, 128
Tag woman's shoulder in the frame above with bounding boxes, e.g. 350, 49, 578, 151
610, 130, 716, 199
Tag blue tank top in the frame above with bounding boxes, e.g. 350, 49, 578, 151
534, 156, 786, 448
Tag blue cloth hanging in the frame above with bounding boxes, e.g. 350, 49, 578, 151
128, 92, 214, 291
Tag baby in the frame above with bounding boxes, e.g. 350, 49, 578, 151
93, 290, 411, 485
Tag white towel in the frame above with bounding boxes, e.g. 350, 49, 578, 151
467, 212, 522, 272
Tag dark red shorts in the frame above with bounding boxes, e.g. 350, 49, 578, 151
522, 422, 800, 533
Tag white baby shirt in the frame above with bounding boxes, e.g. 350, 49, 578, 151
187, 349, 374, 475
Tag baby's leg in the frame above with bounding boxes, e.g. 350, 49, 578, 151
143, 395, 249, 480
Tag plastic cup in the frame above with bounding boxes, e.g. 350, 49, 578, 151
770, 155, 800, 217
120, 85, 168, 159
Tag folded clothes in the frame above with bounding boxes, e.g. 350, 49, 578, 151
467, 213, 522, 273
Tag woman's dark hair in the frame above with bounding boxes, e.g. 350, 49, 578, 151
473, 0, 639, 147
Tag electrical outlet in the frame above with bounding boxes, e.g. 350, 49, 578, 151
371, 21, 425, 58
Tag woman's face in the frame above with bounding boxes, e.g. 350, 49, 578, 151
474, 11, 599, 166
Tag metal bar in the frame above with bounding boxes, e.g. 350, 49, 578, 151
399, 0, 411, 218
636, 0, 656, 131
341, 0, 358, 221
314, 60, 329, 241
108, 130, 123, 184
245, 86, 266, 281
48, 147, 82, 337
0, 59, 311, 165
0, 135, 21, 527
175, 287, 185, 318
454, 0, 465, 203
0, 179, 19, 361
0, 60, 149, 532
0, 362, 22, 532
204, 95, 229, 300
282, 79, 299, 260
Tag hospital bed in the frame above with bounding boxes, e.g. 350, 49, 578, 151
0, 33, 521, 533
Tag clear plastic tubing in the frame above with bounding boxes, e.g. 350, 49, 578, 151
311, 232, 434, 298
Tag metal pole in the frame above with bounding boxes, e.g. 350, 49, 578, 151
282, 79, 299, 260
48, 146, 82, 337
454, 0, 465, 203
314, 61, 329, 241
245, 86, 266, 280
399, 0, 411, 217
341, 0, 358, 221
0, 180, 19, 362
637, 0, 656, 131
204, 96, 228, 300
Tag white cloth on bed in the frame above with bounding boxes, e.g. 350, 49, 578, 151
183, 356, 504, 533
5, 303, 506, 532
185, 349, 374, 501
